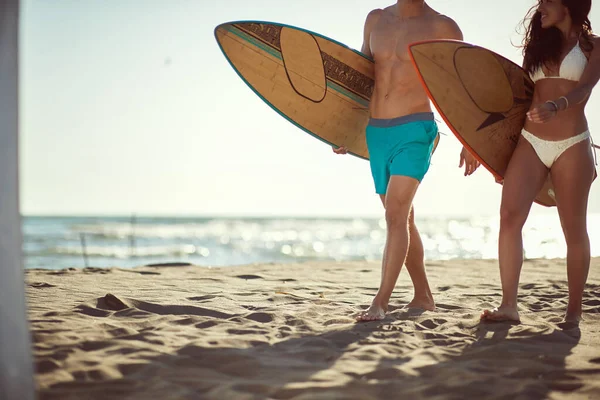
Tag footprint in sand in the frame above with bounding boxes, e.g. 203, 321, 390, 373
227, 328, 269, 335
236, 274, 263, 280
74, 305, 111, 318
242, 305, 264, 311
435, 303, 462, 310
29, 282, 56, 289
521, 283, 540, 290
419, 318, 449, 329
36, 359, 61, 374
79, 340, 115, 352
124, 299, 235, 319
245, 312, 274, 323
195, 320, 220, 329
172, 317, 201, 326
187, 295, 219, 302
277, 329, 292, 338
107, 327, 138, 337
42, 311, 61, 317
528, 300, 551, 311
50, 350, 73, 362
537, 292, 567, 300
127, 270, 161, 276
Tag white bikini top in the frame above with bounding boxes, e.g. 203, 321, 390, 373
530, 41, 588, 83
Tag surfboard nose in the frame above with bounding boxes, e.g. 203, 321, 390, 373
280, 27, 327, 103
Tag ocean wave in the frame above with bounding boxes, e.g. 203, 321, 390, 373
68, 219, 379, 240
44, 244, 209, 259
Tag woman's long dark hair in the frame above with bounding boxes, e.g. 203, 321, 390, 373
521, 0, 594, 74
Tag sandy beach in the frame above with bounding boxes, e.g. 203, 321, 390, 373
27, 258, 600, 399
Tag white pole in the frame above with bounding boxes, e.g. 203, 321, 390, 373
0, 0, 36, 399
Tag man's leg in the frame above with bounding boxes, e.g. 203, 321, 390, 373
375, 198, 434, 310
404, 207, 435, 309
357, 175, 419, 321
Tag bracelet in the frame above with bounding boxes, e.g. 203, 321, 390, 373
559, 96, 569, 110
546, 100, 559, 113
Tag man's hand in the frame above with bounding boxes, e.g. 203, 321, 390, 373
459, 147, 480, 176
332, 146, 348, 155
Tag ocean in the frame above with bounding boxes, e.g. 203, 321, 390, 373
22, 214, 600, 270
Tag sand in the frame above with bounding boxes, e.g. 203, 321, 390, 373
26, 258, 600, 399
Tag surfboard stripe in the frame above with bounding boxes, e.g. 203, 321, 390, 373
321, 52, 373, 101
223, 24, 283, 60
326, 80, 369, 108
234, 23, 282, 50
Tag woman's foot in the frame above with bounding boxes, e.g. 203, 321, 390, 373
480, 305, 520, 322
356, 300, 387, 322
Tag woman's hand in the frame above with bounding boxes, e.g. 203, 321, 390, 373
527, 101, 558, 124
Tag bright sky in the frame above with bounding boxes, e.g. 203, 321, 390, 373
20, 0, 600, 217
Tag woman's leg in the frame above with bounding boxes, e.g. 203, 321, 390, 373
550, 138, 595, 322
481, 136, 548, 322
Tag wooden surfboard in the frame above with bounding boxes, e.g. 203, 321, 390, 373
409, 39, 557, 207
214, 21, 439, 160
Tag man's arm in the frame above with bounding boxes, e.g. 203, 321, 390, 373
435, 16, 463, 41
333, 9, 382, 154
434, 16, 481, 176
361, 9, 383, 58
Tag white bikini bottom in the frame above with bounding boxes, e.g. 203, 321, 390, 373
521, 128, 597, 169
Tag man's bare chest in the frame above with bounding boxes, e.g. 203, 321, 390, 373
370, 17, 438, 59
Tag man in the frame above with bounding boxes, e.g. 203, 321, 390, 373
334, 0, 480, 321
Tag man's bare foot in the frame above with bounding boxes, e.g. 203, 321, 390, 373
406, 296, 436, 311
480, 305, 520, 322
356, 302, 387, 322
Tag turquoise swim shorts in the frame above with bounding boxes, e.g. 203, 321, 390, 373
366, 112, 438, 195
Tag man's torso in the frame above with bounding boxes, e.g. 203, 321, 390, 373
368, 6, 457, 119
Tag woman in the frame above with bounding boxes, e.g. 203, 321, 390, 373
482, 0, 599, 324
